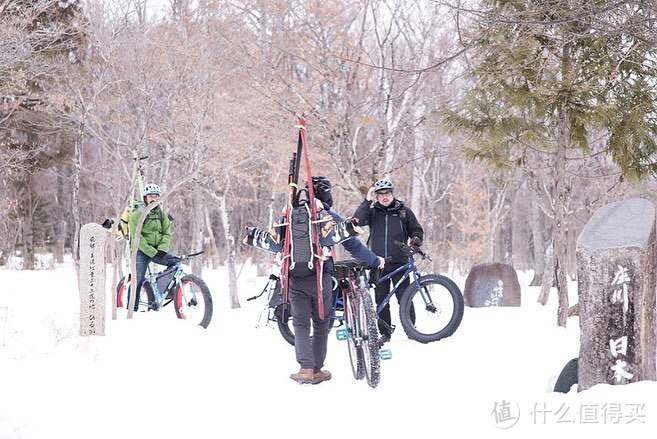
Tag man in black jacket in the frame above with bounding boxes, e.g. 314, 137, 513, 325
353, 178, 424, 343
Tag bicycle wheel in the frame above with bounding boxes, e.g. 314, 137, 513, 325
116, 275, 154, 312
344, 291, 365, 380
276, 303, 336, 347
359, 290, 381, 388
174, 275, 213, 328
275, 303, 295, 346
399, 274, 464, 343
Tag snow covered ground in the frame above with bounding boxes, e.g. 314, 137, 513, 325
0, 257, 654, 438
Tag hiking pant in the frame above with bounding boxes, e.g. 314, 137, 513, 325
374, 263, 415, 337
289, 273, 333, 372
130, 250, 173, 311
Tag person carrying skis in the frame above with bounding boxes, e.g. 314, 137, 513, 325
128, 183, 178, 311
352, 178, 424, 344
244, 176, 384, 385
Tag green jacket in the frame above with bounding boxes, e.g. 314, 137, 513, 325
128, 205, 172, 258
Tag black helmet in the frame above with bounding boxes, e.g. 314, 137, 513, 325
309, 176, 333, 209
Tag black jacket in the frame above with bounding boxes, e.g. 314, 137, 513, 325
353, 198, 424, 264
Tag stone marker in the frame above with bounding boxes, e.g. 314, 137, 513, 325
463, 262, 521, 307
577, 198, 656, 391
79, 223, 107, 336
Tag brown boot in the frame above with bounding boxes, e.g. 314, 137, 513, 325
290, 368, 314, 383
312, 370, 332, 385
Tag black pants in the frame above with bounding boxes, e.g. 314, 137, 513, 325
289, 273, 333, 372
374, 263, 415, 337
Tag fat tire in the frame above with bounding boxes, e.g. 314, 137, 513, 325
554, 358, 578, 393
345, 291, 365, 380
399, 274, 464, 344
174, 274, 213, 328
276, 303, 336, 346
116, 275, 154, 311
275, 303, 296, 346
360, 291, 381, 388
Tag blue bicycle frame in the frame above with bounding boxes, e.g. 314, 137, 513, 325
374, 258, 421, 316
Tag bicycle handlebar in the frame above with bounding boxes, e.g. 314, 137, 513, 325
177, 250, 204, 260
393, 240, 430, 260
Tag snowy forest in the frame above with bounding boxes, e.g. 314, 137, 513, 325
2, 0, 657, 321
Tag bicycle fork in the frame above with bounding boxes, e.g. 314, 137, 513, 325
414, 278, 438, 313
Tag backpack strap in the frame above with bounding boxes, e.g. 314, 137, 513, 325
137, 205, 166, 230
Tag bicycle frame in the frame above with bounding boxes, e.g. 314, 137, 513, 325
373, 258, 421, 316
143, 263, 186, 310
338, 266, 368, 340
139, 251, 205, 311
336, 261, 387, 386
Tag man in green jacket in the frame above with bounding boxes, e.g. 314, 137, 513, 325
128, 183, 176, 311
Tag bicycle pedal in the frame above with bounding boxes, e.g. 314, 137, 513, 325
379, 349, 392, 360
335, 328, 349, 341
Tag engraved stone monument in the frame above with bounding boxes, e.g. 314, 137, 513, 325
463, 262, 521, 307
577, 198, 656, 391
79, 223, 107, 336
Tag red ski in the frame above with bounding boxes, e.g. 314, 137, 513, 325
279, 116, 328, 318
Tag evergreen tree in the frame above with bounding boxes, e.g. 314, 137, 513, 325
444, 0, 657, 325
0, 0, 85, 268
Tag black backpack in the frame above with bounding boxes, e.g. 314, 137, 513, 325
289, 202, 318, 277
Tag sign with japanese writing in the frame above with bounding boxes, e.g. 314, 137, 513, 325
576, 197, 656, 391
79, 223, 107, 336
463, 262, 521, 307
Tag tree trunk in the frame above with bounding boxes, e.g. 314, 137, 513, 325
529, 193, 545, 286
72, 115, 84, 276
488, 181, 510, 262
494, 189, 513, 264
190, 190, 204, 276
109, 225, 120, 320
411, 107, 424, 219
553, 42, 572, 327
203, 206, 220, 269
53, 169, 67, 264
22, 186, 35, 270
538, 238, 554, 305
554, 127, 570, 326
53, 219, 66, 264
217, 193, 240, 309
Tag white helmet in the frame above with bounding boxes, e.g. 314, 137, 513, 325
143, 183, 162, 196
374, 178, 394, 193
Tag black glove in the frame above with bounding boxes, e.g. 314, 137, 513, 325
155, 251, 180, 266
243, 227, 256, 246
409, 236, 422, 247
165, 255, 181, 266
